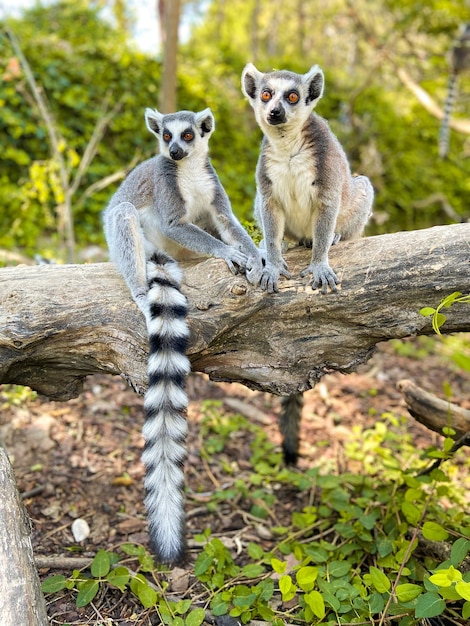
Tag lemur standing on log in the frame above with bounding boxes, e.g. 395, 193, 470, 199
103, 107, 264, 564
241, 63, 373, 464
439, 23, 470, 159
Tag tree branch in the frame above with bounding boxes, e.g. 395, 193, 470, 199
1, 224, 469, 401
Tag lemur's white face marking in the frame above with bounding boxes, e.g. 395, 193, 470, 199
241, 64, 324, 133
145, 108, 215, 161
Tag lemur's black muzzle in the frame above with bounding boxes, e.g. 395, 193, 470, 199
268, 106, 286, 125
169, 144, 187, 161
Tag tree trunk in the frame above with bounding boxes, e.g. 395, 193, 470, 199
0, 447, 49, 625
158, 0, 181, 112
0, 223, 469, 402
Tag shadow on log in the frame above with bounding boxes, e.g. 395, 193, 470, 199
1, 223, 469, 401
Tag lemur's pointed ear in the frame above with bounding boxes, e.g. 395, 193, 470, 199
145, 108, 164, 137
303, 65, 324, 106
195, 108, 214, 137
241, 63, 263, 100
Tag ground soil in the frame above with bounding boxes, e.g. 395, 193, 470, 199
1, 337, 469, 625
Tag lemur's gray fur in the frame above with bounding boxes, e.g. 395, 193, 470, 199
439, 23, 470, 159
103, 107, 263, 563
241, 63, 373, 295
241, 63, 373, 464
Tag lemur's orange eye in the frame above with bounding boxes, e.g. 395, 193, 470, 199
287, 91, 300, 104
163, 132, 171, 142
182, 131, 194, 142
261, 90, 272, 102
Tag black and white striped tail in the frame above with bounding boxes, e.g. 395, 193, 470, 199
438, 71, 457, 159
142, 252, 190, 564
279, 392, 304, 465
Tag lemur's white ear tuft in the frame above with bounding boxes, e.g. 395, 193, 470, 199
145, 108, 164, 137
241, 63, 263, 100
195, 108, 214, 137
303, 65, 324, 106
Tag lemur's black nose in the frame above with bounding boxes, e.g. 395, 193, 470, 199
268, 107, 285, 125
169, 145, 186, 160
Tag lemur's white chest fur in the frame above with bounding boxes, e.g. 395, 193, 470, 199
140, 156, 216, 260
176, 156, 215, 221
265, 135, 319, 239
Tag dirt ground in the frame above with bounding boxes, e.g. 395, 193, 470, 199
1, 336, 469, 625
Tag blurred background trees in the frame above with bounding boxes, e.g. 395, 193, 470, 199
1, 0, 469, 262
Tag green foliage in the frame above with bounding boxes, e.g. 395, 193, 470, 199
41, 545, 207, 625
41, 401, 470, 624
188, 406, 470, 625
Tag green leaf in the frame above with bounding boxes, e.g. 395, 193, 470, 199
130, 574, 158, 608
429, 566, 462, 587
296, 566, 318, 591
41, 574, 67, 594
369, 592, 385, 615
369, 566, 391, 593
328, 560, 352, 578
304, 590, 325, 619
419, 307, 436, 317
106, 566, 130, 591
76, 579, 99, 607
136, 581, 157, 608
271, 558, 286, 574
455, 581, 470, 601
451, 538, 470, 566
415, 592, 446, 618
247, 542, 264, 560
401, 501, 421, 525
120, 543, 146, 556
241, 563, 265, 578
422, 521, 449, 542
432, 312, 447, 334
441, 291, 462, 308
463, 601, 470, 620
194, 552, 213, 577
185, 608, 206, 626
396, 583, 423, 602
279, 575, 297, 602
91, 549, 111, 577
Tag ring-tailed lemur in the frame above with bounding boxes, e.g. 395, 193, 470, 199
241, 63, 373, 464
439, 23, 470, 159
103, 107, 264, 563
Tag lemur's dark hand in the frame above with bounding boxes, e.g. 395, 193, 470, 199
300, 261, 339, 294
222, 247, 249, 274
259, 261, 291, 293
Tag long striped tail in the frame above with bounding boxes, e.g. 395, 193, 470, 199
279, 392, 304, 465
141, 252, 190, 564
438, 71, 458, 159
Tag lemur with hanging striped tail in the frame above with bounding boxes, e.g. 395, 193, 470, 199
241, 63, 373, 464
439, 23, 470, 159
103, 107, 265, 563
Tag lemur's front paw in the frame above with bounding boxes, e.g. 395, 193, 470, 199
223, 247, 249, 274
245, 256, 264, 286
259, 262, 291, 294
300, 262, 339, 294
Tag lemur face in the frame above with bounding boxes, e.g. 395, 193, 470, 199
145, 109, 215, 161
241, 64, 325, 132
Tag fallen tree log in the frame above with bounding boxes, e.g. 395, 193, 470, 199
0, 446, 49, 625
398, 379, 470, 438
0, 223, 469, 401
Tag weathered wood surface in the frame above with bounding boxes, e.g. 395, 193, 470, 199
0, 447, 49, 626
1, 223, 469, 401
398, 379, 470, 438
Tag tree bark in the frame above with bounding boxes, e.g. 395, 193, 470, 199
1, 223, 469, 401
398, 379, 470, 438
158, 0, 181, 112
0, 447, 49, 625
